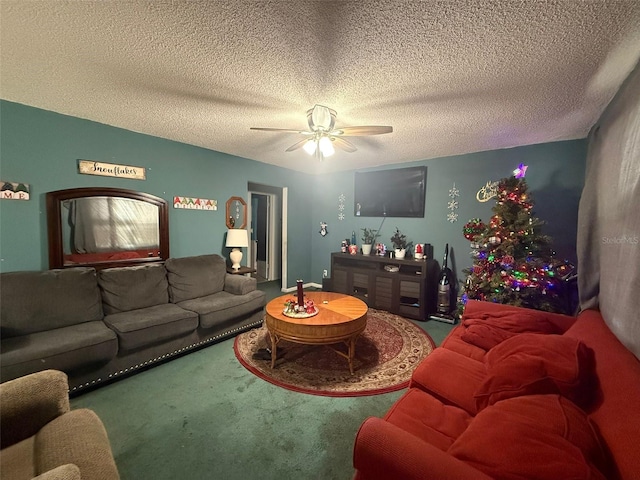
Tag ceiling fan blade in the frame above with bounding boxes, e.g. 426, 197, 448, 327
285, 138, 310, 152
332, 136, 357, 153
250, 127, 308, 134
331, 126, 393, 136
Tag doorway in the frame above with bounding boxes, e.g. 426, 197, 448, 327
247, 183, 283, 285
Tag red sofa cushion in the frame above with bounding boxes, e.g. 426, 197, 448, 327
474, 333, 596, 411
449, 395, 611, 480
460, 310, 565, 350
383, 388, 473, 452
410, 348, 485, 415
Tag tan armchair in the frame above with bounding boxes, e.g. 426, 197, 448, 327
0, 370, 119, 480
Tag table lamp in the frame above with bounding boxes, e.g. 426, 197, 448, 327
226, 229, 249, 271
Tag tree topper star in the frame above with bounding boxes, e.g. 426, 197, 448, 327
513, 163, 528, 178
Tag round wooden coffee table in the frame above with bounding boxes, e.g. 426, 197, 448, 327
264, 292, 368, 375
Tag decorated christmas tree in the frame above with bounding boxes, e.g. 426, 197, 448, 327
459, 166, 571, 313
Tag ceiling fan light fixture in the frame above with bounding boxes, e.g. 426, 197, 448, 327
319, 136, 335, 157
251, 104, 391, 160
303, 139, 317, 155
308, 105, 336, 131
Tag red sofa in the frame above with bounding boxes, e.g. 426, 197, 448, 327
353, 300, 640, 480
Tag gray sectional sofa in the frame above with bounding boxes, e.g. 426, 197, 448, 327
0, 254, 266, 393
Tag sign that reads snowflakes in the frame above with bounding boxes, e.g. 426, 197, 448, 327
78, 160, 146, 180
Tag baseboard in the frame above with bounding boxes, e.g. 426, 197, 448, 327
282, 282, 323, 293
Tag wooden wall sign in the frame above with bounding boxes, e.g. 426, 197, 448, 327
78, 160, 146, 180
173, 196, 217, 211
1, 181, 30, 200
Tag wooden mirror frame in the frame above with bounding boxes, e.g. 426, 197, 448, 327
225, 196, 247, 229
46, 187, 170, 269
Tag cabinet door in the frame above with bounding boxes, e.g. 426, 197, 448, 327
398, 279, 425, 320
374, 276, 394, 310
332, 268, 349, 294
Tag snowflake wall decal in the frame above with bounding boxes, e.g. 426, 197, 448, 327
338, 192, 346, 221
447, 183, 459, 222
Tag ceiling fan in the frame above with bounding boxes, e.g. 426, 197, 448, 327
250, 104, 393, 161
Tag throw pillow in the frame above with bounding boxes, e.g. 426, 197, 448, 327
474, 333, 596, 411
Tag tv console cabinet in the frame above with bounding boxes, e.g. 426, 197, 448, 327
329, 252, 438, 321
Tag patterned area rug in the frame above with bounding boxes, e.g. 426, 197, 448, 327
233, 309, 435, 397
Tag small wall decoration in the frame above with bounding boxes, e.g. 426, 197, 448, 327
319, 221, 328, 236
225, 196, 247, 229
1, 181, 30, 200
338, 193, 346, 221
447, 183, 459, 223
513, 163, 528, 178
476, 180, 500, 203
78, 160, 146, 180
173, 196, 217, 211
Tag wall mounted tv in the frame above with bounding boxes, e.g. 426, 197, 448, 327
354, 166, 427, 218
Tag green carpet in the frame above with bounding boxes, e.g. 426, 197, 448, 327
71, 283, 454, 480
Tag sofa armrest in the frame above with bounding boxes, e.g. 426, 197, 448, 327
353, 417, 492, 480
224, 274, 257, 295
0, 369, 70, 448
33, 464, 81, 480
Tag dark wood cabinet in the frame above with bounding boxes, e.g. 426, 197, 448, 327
329, 252, 438, 321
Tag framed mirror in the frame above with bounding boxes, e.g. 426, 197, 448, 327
46, 187, 169, 269
226, 196, 247, 229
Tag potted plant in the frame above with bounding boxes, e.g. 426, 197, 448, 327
360, 228, 379, 255
390, 227, 412, 259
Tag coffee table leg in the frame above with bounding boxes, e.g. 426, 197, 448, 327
347, 335, 357, 375
269, 331, 277, 369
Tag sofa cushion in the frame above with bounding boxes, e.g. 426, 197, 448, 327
0, 322, 118, 382
383, 388, 473, 452
474, 333, 596, 411
460, 309, 564, 351
98, 264, 169, 314
449, 395, 610, 480
176, 289, 265, 329
165, 255, 226, 303
0, 268, 103, 337
103, 304, 198, 351
410, 348, 486, 415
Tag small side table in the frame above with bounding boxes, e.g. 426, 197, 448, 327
226, 266, 257, 275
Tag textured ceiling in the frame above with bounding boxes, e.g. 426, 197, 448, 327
2, 1, 640, 174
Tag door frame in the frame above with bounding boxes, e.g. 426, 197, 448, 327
247, 185, 287, 291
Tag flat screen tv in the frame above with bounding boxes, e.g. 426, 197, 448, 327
354, 166, 427, 218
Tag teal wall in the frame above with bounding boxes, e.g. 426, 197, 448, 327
1, 100, 587, 289
0, 100, 312, 283
310, 140, 587, 287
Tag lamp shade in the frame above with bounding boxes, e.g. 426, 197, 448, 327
226, 229, 249, 248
